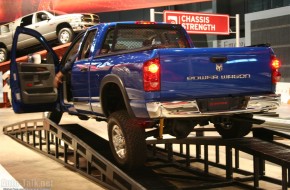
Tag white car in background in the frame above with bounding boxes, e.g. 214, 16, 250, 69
0, 10, 100, 62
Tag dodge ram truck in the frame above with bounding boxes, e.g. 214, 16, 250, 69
9, 21, 281, 169
0, 10, 99, 62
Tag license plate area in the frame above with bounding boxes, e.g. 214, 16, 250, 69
197, 97, 248, 112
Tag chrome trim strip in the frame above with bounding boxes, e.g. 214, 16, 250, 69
248, 94, 281, 112
146, 94, 281, 118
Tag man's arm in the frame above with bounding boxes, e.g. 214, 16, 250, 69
54, 53, 78, 88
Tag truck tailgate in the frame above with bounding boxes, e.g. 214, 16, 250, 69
158, 47, 274, 99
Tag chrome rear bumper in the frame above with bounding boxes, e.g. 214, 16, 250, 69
146, 94, 281, 118
247, 94, 281, 112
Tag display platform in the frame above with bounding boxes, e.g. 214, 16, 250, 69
0, 104, 290, 190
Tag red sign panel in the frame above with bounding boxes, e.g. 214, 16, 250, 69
163, 10, 230, 35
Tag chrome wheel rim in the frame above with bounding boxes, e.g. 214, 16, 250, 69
220, 122, 232, 130
0, 51, 5, 62
60, 31, 70, 43
112, 125, 126, 159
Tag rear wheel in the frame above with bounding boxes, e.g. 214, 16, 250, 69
108, 110, 146, 169
58, 28, 73, 44
0, 48, 8, 62
214, 114, 253, 139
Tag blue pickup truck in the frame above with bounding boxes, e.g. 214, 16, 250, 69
9, 21, 281, 169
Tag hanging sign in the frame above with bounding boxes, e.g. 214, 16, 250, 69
164, 10, 230, 35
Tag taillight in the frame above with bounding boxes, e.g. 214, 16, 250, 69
271, 56, 281, 69
135, 21, 156, 24
271, 55, 281, 84
143, 58, 160, 91
272, 70, 281, 83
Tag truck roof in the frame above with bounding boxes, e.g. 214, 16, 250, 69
92, 21, 168, 28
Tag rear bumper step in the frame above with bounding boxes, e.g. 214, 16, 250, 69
146, 94, 281, 118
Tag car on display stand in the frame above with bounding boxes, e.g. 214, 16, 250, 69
0, 10, 99, 63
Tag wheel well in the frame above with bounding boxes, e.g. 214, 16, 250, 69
56, 23, 72, 34
101, 82, 127, 117
0, 42, 7, 49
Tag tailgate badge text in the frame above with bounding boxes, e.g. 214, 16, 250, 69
187, 74, 251, 81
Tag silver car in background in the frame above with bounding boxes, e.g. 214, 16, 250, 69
0, 10, 99, 62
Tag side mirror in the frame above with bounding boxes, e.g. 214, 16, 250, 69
27, 53, 41, 64
41, 14, 49, 20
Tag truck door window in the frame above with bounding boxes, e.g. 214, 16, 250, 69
99, 29, 114, 55
61, 32, 84, 67
16, 33, 49, 63
80, 29, 97, 59
20, 15, 33, 27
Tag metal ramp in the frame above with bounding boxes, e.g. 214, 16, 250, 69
3, 118, 290, 189
146, 127, 290, 190
3, 118, 171, 190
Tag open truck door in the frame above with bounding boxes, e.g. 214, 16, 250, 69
10, 26, 59, 113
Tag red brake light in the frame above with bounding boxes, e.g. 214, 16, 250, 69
271, 55, 281, 84
26, 83, 33, 87
271, 56, 281, 69
272, 70, 281, 84
135, 21, 156, 25
143, 58, 160, 91
148, 63, 159, 73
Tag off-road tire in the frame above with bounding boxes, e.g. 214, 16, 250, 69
108, 110, 146, 169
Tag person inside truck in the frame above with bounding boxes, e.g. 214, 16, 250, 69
100, 43, 110, 54
53, 53, 77, 88
53, 43, 110, 88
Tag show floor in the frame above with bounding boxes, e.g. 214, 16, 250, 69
0, 104, 289, 190
0, 109, 107, 190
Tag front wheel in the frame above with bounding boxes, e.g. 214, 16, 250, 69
214, 114, 253, 139
58, 28, 73, 44
0, 48, 8, 63
107, 110, 147, 169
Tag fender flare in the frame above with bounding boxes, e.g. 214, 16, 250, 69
100, 74, 135, 118
56, 22, 72, 34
